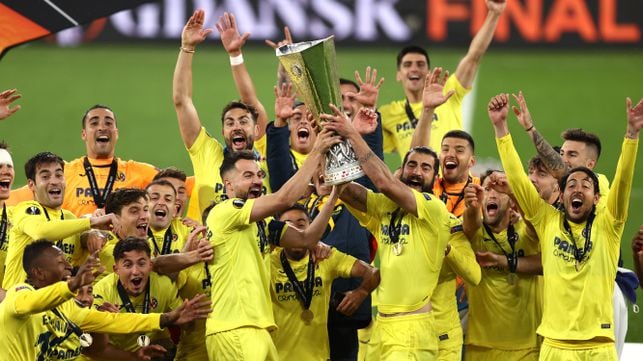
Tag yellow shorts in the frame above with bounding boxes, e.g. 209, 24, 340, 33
366, 313, 438, 361
437, 345, 461, 361
205, 327, 278, 361
358, 321, 374, 361
539, 340, 616, 361
437, 325, 462, 361
464, 345, 539, 361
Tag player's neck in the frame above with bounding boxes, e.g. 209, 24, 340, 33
38, 201, 62, 212
0, 199, 5, 209
285, 250, 308, 261
405, 88, 422, 103
486, 215, 511, 234
86, 150, 115, 162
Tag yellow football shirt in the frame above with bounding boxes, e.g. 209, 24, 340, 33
270, 248, 356, 361
147, 218, 191, 256
431, 218, 481, 351
0, 205, 14, 286
466, 220, 542, 350
497, 134, 637, 341
92, 272, 181, 352
185, 127, 271, 221
379, 75, 470, 161
205, 197, 279, 335
3, 201, 90, 289
0, 281, 161, 361
174, 263, 212, 361
347, 189, 451, 314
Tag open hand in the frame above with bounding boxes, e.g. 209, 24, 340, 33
0, 89, 21, 120
181, 9, 213, 50
215, 12, 249, 56
422, 67, 455, 110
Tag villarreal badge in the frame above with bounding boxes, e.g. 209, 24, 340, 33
301, 309, 314, 324
392, 242, 403, 256
507, 272, 517, 285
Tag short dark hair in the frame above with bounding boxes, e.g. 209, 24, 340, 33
113, 237, 151, 261
23, 239, 55, 275
105, 188, 148, 216
24, 152, 65, 182
219, 150, 257, 180
396, 45, 430, 69
145, 179, 177, 196
221, 101, 258, 124
0, 140, 9, 151
275, 203, 311, 222
442, 130, 475, 153
402, 146, 439, 173
339, 78, 359, 92
201, 202, 217, 225
560, 166, 600, 194
480, 169, 503, 186
153, 167, 187, 182
561, 128, 601, 161
82, 104, 115, 128
528, 155, 549, 174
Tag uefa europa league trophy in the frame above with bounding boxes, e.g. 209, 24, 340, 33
276, 36, 364, 185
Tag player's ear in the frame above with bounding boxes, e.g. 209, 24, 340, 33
27, 179, 36, 192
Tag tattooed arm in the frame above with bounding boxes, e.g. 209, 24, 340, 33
512, 91, 568, 180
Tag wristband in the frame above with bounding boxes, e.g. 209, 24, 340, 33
525, 125, 534, 132
180, 47, 195, 53
229, 53, 244, 66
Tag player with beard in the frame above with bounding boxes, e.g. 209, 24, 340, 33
408, 67, 481, 361
2, 152, 117, 289
204, 126, 340, 359
174, 10, 273, 222
379, 0, 506, 161
0, 240, 211, 361
488, 93, 642, 361
527, 155, 561, 209
269, 204, 380, 361
322, 104, 476, 360
462, 170, 542, 361
145, 180, 191, 256
0, 142, 15, 288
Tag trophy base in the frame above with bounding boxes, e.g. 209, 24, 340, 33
324, 163, 365, 186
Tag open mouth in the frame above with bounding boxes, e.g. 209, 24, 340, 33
486, 202, 498, 216
0, 180, 11, 191
154, 209, 167, 218
571, 197, 583, 210
444, 161, 457, 170
405, 177, 423, 189
248, 186, 262, 198
131, 277, 143, 288
409, 75, 421, 81
232, 133, 247, 148
49, 188, 62, 196
96, 135, 110, 144
297, 128, 310, 142
136, 222, 148, 233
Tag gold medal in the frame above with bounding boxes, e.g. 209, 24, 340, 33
301, 309, 314, 323
392, 242, 403, 256
507, 272, 517, 285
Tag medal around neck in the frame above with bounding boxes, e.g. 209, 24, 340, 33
507, 272, 517, 285
79, 333, 93, 347
137, 334, 151, 347
301, 309, 314, 323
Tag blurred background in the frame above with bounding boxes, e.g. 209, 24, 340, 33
1, 0, 642, 342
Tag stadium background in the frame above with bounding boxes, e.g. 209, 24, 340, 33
0, 0, 642, 342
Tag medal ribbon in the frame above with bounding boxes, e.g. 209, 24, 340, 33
404, 98, 419, 128
83, 157, 118, 209
388, 208, 406, 245
147, 227, 173, 256
0, 204, 7, 250
49, 308, 84, 348
117, 280, 151, 314
439, 177, 472, 213
483, 223, 518, 273
280, 250, 315, 310
563, 210, 595, 266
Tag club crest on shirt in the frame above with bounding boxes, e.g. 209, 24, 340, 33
150, 297, 158, 310
117, 172, 126, 182
26, 205, 41, 215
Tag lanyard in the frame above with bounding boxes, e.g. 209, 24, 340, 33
404, 98, 419, 128
439, 176, 472, 213
48, 308, 84, 348
563, 210, 595, 265
117, 280, 150, 314
202, 261, 212, 290
280, 250, 315, 310
0, 204, 7, 249
483, 223, 518, 272
43, 207, 64, 221
83, 157, 118, 209
257, 220, 268, 254
388, 208, 406, 244
147, 227, 173, 256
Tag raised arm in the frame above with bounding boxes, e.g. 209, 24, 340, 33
322, 105, 420, 217
462, 183, 484, 240
172, 9, 213, 148
454, 0, 506, 88
265, 27, 294, 89
250, 129, 340, 222
410, 67, 455, 149
216, 12, 268, 139
336, 260, 380, 316
0, 88, 21, 120
607, 97, 642, 222
511, 91, 567, 180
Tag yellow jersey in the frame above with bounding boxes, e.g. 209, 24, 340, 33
270, 248, 356, 361
205, 197, 285, 335
185, 127, 270, 221
0, 205, 14, 286
466, 220, 542, 350
347, 189, 451, 314
92, 272, 181, 352
3, 201, 90, 289
431, 217, 481, 350
174, 262, 212, 361
379, 75, 469, 161
497, 134, 637, 341
0, 281, 161, 361
147, 218, 192, 256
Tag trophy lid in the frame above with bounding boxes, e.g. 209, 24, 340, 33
275, 36, 335, 57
